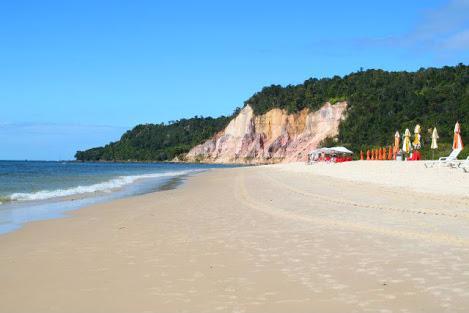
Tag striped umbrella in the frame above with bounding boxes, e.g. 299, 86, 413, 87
402, 128, 411, 154
453, 122, 464, 150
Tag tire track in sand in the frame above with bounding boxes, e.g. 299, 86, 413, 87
260, 171, 469, 221
235, 171, 469, 247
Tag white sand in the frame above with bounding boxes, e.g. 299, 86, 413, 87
0, 163, 468, 312
274, 161, 469, 198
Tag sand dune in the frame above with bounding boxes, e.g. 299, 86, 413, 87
0, 163, 468, 312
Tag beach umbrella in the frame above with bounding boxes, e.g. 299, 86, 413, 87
412, 124, 421, 150
431, 127, 439, 149
383, 147, 387, 160
402, 128, 411, 154
430, 127, 438, 159
366, 149, 370, 160
453, 122, 464, 150
388, 146, 393, 160
394, 131, 400, 154
360, 150, 364, 160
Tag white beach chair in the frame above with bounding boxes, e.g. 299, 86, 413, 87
424, 149, 462, 168
457, 156, 469, 172
446, 155, 469, 169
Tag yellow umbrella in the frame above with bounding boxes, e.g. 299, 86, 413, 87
402, 128, 411, 154
431, 127, 439, 149
412, 124, 421, 149
453, 122, 464, 150
393, 131, 400, 154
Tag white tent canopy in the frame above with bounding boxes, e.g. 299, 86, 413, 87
309, 146, 353, 155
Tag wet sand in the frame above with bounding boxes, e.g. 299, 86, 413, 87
1, 163, 468, 313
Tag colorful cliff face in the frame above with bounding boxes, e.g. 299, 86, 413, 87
184, 102, 348, 164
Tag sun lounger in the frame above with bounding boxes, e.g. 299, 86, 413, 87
448, 155, 468, 168
457, 156, 469, 172
458, 156, 469, 166
424, 149, 462, 168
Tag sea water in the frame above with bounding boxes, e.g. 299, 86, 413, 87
0, 161, 233, 234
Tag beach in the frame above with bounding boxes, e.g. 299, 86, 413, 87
1, 162, 468, 313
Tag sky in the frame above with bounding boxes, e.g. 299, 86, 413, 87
0, 0, 468, 160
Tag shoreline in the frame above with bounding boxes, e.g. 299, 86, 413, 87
1, 163, 468, 312
0, 175, 187, 235
0, 165, 214, 236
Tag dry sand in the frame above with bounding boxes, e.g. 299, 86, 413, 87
0, 162, 469, 313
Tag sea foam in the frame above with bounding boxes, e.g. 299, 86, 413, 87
5, 169, 199, 202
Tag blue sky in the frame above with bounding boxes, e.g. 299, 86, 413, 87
1, 0, 468, 160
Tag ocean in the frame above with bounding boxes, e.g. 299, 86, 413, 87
0, 161, 233, 234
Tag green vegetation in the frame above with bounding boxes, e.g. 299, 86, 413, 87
246, 64, 468, 159
76, 64, 468, 161
75, 116, 230, 161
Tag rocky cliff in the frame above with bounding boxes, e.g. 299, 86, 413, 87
184, 101, 348, 164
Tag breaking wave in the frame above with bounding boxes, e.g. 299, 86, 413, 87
2, 169, 200, 203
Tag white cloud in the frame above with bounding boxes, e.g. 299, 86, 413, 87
409, 0, 469, 51
440, 29, 469, 50
323, 0, 469, 58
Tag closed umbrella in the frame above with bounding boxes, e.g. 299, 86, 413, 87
402, 128, 411, 154
453, 122, 464, 150
394, 131, 400, 154
431, 127, 439, 149
431, 127, 439, 160
412, 124, 421, 149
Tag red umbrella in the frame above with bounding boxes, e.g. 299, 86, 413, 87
453, 122, 464, 150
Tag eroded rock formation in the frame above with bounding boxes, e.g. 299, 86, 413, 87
184, 101, 348, 164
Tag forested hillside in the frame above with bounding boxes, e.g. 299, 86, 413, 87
76, 64, 468, 162
247, 64, 468, 155
75, 116, 231, 161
